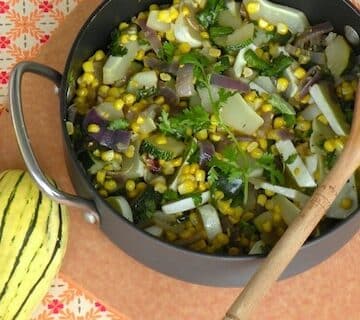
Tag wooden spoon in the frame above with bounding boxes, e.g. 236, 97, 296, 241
224, 83, 360, 320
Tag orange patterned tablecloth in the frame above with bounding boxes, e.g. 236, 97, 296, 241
0, 1, 359, 320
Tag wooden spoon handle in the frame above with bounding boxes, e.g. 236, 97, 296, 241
224, 145, 358, 320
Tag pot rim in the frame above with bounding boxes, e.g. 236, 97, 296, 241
59, 0, 360, 262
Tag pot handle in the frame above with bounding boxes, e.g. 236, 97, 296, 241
9, 61, 97, 213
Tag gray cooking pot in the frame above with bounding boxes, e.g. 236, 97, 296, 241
9, 0, 360, 287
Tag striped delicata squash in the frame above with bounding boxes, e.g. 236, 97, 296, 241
0, 170, 69, 320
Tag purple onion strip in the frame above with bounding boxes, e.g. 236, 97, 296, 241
295, 21, 334, 47
210, 74, 250, 93
136, 18, 162, 54
176, 64, 195, 98
199, 140, 215, 168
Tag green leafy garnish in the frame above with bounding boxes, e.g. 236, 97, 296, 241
213, 56, 231, 74
209, 26, 234, 39
268, 94, 296, 115
131, 187, 162, 224
257, 153, 284, 185
179, 51, 210, 87
137, 86, 158, 100
108, 29, 128, 57
197, 0, 226, 29
192, 194, 203, 207
283, 114, 296, 128
224, 39, 253, 53
325, 152, 337, 169
158, 105, 211, 139
158, 41, 176, 63
285, 154, 297, 165
107, 119, 129, 131
244, 50, 293, 77
162, 189, 180, 203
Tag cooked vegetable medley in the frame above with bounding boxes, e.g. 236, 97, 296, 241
68, 0, 359, 255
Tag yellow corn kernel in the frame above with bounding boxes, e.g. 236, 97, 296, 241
98, 85, 110, 97
125, 180, 136, 192
215, 233, 229, 245
162, 103, 170, 112
87, 124, 100, 133
210, 133, 221, 142
101, 150, 115, 162
190, 240, 207, 251
258, 18, 269, 29
181, 164, 191, 175
177, 42, 191, 54
244, 91, 257, 103
96, 170, 106, 185
179, 228, 194, 240
76, 88, 88, 98
94, 50, 105, 61
242, 211, 255, 222
273, 117, 285, 129
258, 138, 268, 151
294, 67, 307, 80
160, 72, 172, 82
277, 77, 289, 92
257, 194, 267, 206
217, 200, 232, 215
98, 189, 108, 197
104, 179, 117, 192
262, 221, 273, 233
214, 191, 225, 201
294, 167, 301, 176
317, 114, 329, 125
251, 148, 263, 159
198, 182, 209, 192
131, 123, 140, 133
247, 142, 259, 153
169, 7, 179, 20
266, 24, 275, 32
265, 199, 274, 210
124, 93, 136, 105
190, 163, 200, 174
261, 103, 273, 113
120, 34, 129, 44
324, 139, 336, 153
195, 129, 208, 141
119, 22, 129, 30
209, 48, 222, 58
246, 2, 260, 14
165, 30, 176, 41
113, 98, 124, 111
155, 135, 167, 145
340, 197, 353, 210
238, 141, 249, 151
181, 5, 190, 16
228, 247, 240, 256
158, 10, 172, 23
129, 34, 138, 41
297, 120, 311, 131
200, 31, 210, 39
108, 87, 121, 98
240, 236, 250, 247
165, 230, 177, 241
163, 165, 175, 175
82, 61, 94, 73
265, 189, 275, 197
136, 182, 147, 192
334, 138, 344, 151
82, 72, 95, 85
195, 169, 206, 182
272, 211, 282, 223
149, 4, 159, 11
124, 145, 135, 158
135, 50, 145, 61
171, 157, 183, 167
276, 22, 289, 35
136, 116, 144, 125
154, 96, 164, 105
154, 182, 167, 193
178, 180, 197, 195
210, 114, 219, 125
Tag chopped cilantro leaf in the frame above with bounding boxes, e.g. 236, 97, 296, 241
213, 56, 231, 74
158, 41, 176, 63
162, 189, 180, 203
192, 194, 203, 207
158, 105, 211, 139
257, 153, 284, 185
197, 0, 226, 29
107, 119, 129, 131
209, 26, 234, 39
325, 152, 337, 169
285, 154, 297, 165
108, 29, 128, 57
268, 94, 296, 115
137, 86, 158, 100
179, 51, 210, 87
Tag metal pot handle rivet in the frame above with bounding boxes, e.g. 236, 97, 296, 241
9, 61, 97, 214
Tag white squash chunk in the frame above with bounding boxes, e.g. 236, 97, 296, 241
139, 118, 157, 135
249, 240, 266, 255
103, 41, 139, 85
127, 70, 158, 93
272, 194, 301, 225
310, 118, 336, 155
250, 178, 309, 206
198, 85, 220, 112
254, 211, 272, 231
243, 0, 309, 34
121, 141, 145, 180
275, 140, 316, 188
305, 155, 318, 178
220, 93, 264, 135
300, 104, 322, 121
174, 14, 202, 48
326, 175, 358, 219
284, 66, 300, 98
309, 83, 350, 136
95, 102, 123, 121
198, 204, 223, 241
233, 44, 257, 78
106, 196, 133, 222
162, 191, 211, 214
226, 23, 255, 46
147, 10, 171, 32
218, 9, 242, 29
325, 35, 351, 77
253, 76, 276, 93
145, 225, 164, 237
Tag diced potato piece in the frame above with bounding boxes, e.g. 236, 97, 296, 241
147, 10, 171, 32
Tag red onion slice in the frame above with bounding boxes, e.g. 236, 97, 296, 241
298, 65, 322, 99
210, 74, 250, 93
144, 56, 179, 75
176, 64, 195, 98
158, 84, 180, 108
83, 108, 108, 129
275, 128, 294, 141
295, 21, 334, 48
199, 140, 215, 168
136, 18, 162, 54
285, 44, 326, 65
